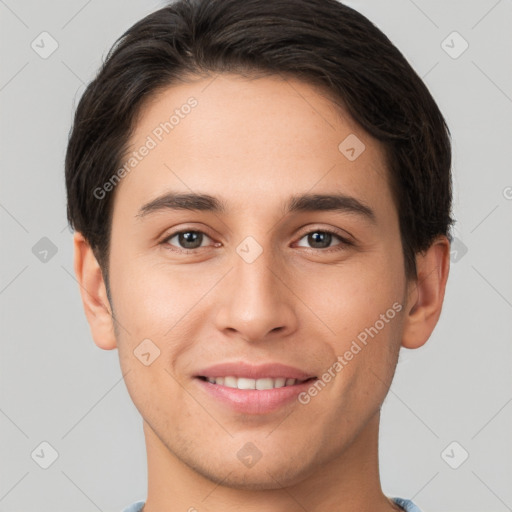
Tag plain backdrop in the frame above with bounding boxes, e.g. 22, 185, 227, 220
1, 1, 511, 511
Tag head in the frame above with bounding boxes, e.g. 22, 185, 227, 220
67, 0, 452, 491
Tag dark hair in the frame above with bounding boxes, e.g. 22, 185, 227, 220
65, 0, 453, 283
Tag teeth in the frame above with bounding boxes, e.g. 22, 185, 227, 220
237, 377, 256, 390
204, 376, 300, 389
274, 378, 286, 389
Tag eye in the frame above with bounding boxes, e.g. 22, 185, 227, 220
296, 229, 351, 250
163, 230, 213, 250
160, 227, 352, 254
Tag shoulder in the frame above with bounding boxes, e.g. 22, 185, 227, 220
391, 497, 423, 512
121, 498, 420, 512
121, 500, 145, 512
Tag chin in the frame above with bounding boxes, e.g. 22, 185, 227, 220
189, 455, 314, 491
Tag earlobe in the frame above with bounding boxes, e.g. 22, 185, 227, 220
73, 232, 117, 350
401, 235, 451, 349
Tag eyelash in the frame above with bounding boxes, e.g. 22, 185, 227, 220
160, 227, 353, 254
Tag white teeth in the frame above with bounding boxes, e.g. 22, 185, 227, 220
237, 377, 256, 390
274, 378, 286, 388
256, 378, 275, 390
205, 376, 300, 389
224, 376, 237, 388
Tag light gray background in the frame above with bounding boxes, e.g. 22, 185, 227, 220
1, 1, 511, 511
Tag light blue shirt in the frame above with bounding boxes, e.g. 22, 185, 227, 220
122, 496, 422, 511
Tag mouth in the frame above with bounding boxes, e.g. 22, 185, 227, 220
194, 374, 318, 415
196, 375, 316, 389
193, 361, 318, 414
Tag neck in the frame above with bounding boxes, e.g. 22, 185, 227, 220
142, 410, 402, 512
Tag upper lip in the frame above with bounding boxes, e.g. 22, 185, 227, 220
195, 362, 316, 380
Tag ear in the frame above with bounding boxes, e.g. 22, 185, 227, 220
401, 235, 451, 349
73, 232, 117, 350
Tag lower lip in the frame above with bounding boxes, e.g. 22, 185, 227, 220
195, 377, 317, 414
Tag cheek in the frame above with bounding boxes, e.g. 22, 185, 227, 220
109, 257, 223, 376
294, 248, 406, 412
109, 260, 198, 420
295, 251, 405, 342
110, 258, 190, 330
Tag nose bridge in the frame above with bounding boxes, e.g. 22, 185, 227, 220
235, 240, 278, 302
214, 235, 297, 341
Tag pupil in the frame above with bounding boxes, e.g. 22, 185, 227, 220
308, 232, 331, 248
179, 231, 202, 249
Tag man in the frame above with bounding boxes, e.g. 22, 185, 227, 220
65, 0, 452, 510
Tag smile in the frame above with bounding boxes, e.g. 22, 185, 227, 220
195, 375, 318, 414
198, 376, 313, 390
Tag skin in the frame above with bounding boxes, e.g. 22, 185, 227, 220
74, 73, 450, 512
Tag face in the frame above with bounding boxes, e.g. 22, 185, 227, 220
107, 73, 409, 489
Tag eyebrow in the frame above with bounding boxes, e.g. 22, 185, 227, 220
136, 191, 376, 223
287, 193, 375, 223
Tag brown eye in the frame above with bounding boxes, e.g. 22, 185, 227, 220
306, 231, 333, 249
296, 230, 348, 250
165, 230, 210, 250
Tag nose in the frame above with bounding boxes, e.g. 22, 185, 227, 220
213, 244, 299, 343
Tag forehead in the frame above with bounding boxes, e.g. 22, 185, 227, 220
114, 73, 394, 222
